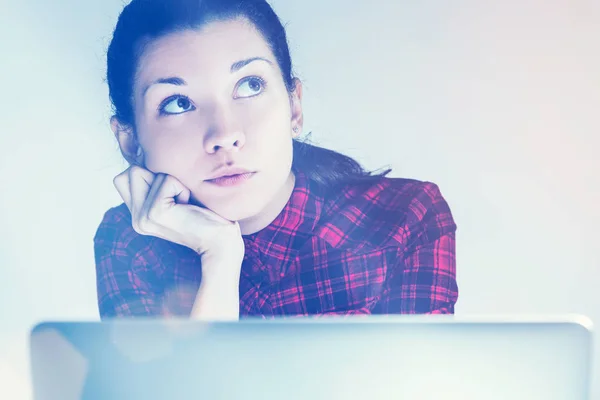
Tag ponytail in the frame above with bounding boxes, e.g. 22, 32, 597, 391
292, 139, 391, 192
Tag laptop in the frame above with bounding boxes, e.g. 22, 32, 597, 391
29, 315, 593, 400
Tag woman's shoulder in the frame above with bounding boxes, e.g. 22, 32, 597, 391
93, 203, 136, 249
322, 175, 453, 220
97, 202, 131, 224
314, 176, 456, 251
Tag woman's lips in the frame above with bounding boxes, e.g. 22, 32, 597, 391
205, 172, 255, 187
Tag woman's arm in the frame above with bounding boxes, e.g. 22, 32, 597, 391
295, 182, 458, 317
94, 209, 164, 318
95, 207, 244, 320
296, 232, 457, 317
189, 253, 242, 321
392, 181, 458, 314
395, 231, 457, 314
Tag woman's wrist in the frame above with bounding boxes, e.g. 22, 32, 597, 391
191, 280, 240, 321
185, 218, 244, 264
189, 254, 243, 321
199, 249, 244, 283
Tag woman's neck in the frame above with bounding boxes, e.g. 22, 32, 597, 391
239, 171, 296, 235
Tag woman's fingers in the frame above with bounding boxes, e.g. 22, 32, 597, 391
158, 174, 191, 206
114, 167, 238, 255
129, 166, 155, 217
146, 174, 233, 227
113, 169, 132, 211
146, 174, 185, 209
113, 167, 242, 258
145, 175, 217, 229
142, 173, 167, 217
173, 178, 191, 205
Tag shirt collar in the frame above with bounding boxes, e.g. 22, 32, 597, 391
243, 171, 324, 251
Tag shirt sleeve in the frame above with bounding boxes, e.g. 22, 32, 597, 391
310, 216, 456, 317
395, 182, 458, 314
93, 207, 164, 319
276, 181, 457, 318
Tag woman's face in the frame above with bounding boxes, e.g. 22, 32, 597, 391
117, 18, 303, 228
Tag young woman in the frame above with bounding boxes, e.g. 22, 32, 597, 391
94, 0, 458, 320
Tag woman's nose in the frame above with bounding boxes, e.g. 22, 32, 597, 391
203, 106, 246, 154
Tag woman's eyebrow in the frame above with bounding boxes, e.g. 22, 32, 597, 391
230, 57, 273, 73
142, 57, 272, 98
142, 76, 186, 98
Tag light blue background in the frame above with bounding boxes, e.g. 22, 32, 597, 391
0, 0, 598, 398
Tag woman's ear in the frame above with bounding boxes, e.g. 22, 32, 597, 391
290, 78, 304, 138
111, 116, 143, 165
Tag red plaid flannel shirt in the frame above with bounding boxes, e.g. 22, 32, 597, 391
94, 172, 458, 318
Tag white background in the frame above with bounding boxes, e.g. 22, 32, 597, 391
0, 0, 598, 398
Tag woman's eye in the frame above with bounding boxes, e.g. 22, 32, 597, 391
160, 95, 195, 115
235, 77, 265, 98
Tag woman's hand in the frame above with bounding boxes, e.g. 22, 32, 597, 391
113, 166, 245, 278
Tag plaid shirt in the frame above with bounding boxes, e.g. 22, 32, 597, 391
94, 172, 458, 318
